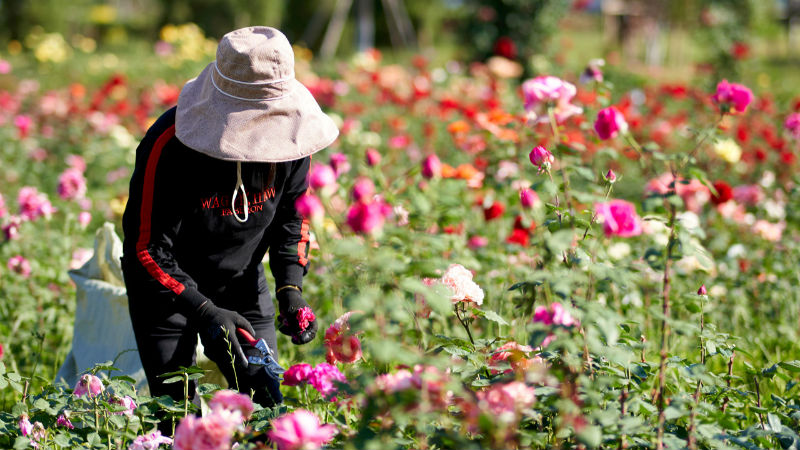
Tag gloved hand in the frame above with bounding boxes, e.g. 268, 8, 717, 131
276, 286, 317, 345
195, 301, 255, 369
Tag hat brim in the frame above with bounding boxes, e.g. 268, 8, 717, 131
175, 62, 339, 163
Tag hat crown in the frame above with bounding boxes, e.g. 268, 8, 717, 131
216, 26, 294, 83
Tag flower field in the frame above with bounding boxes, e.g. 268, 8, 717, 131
1, 32, 800, 450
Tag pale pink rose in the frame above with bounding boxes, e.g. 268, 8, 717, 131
529, 145, 554, 173
595, 200, 642, 237
7, 255, 31, 278
786, 112, 800, 140
324, 312, 362, 364
30, 422, 45, 449
18, 414, 33, 436
57, 168, 87, 200
127, 430, 173, 450
112, 395, 137, 415
388, 134, 412, 149
421, 154, 442, 179
267, 409, 337, 450
295, 193, 324, 222
495, 160, 519, 181
208, 389, 254, 420
329, 153, 350, 176
173, 409, 242, 450
29, 147, 48, 162
731, 184, 764, 206
365, 148, 381, 166
0, 193, 6, 218
65, 154, 86, 172
533, 302, 578, 327
522, 76, 582, 124
520, 188, 539, 208
711, 80, 753, 114
645, 173, 709, 213
308, 363, 347, 400
440, 263, 484, 305
351, 177, 375, 203
56, 414, 74, 429
412, 364, 452, 409
78, 211, 92, 229
308, 164, 336, 191
468, 235, 489, 249
73, 373, 104, 397
594, 106, 628, 140
282, 363, 313, 387
296, 307, 316, 332
479, 381, 535, 419
488, 341, 536, 374
0, 59, 11, 74
371, 369, 417, 394
752, 220, 784, 242
716, 200, 746, 221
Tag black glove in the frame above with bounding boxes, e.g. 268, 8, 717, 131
276, 287, 317, 345
195, 301, 255, 369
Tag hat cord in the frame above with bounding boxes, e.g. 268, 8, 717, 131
214, 61, 294, 85
232, 161, 249, 223
209, 70, 295, 102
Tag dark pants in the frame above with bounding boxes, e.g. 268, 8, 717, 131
126, 267, 281, 421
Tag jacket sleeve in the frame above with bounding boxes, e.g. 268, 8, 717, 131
268, 156, 312, 290
121, 122, 210, 313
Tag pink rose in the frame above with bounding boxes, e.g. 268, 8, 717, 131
365, 148, 382, 166
346, 201, 388, 235
785, 112, 800, 140
308, 363, 347, 400
173, 410, 242, 450
111, 395, 137, 415
18, 186, 55, 221
371, 369, 417, 394
7, 255, 31, 278
351, 177, 375, 203
57, 168, 87, 200
208, 389, 254, 420
14, 115, 32, 138
478, 381, 536, 419
521, 76, 582, 124
73, 373, 104, 397
711, 80, 753, 114
467, 235, 489, 249
731, 184, 764, 206
3, 216, 22, 240
295, 193, 324, 222
296, 307, 316, 332
519, 188, 539, 209
605, 169, 617, 183
128, 431, 173, 450
283, 363, 313, 386
421, 154, 442, 179
594, 106, 628, 140
18, 414, 33, 436
267, 409, 337, 450
56, 414, 74, 429
529, 145, 554, 173
0, 193, 6, 218
308, 164, 336, 192
533, 302, 578, 327
66, 154, 87, 172
595, 199, 642, 237
78, 211, 92, 229
329, 153, 350, 176
488, 341, 537, 374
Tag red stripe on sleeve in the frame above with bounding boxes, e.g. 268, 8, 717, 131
134, 125, 186, 295
297, 218, 310, 266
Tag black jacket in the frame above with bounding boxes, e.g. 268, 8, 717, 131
121, 107, 311, 312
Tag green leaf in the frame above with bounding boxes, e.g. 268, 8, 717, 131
768, 413, 782, 432
87, 432, 102, 447
53, 433, 71, 447
779, 361, 800, 373
576, 425, 602, 448
160, 376, 183, 384
0, 362, 5, 375
13, 437, 30, 450
481, 310, 508, 326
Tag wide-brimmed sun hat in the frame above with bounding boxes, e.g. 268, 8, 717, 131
175, 26, 339, 163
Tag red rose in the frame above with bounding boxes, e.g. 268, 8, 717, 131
483, 201, 505, 221
710, 181, 733, 205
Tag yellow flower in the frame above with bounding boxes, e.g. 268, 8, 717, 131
89, 5, 117, 25
713, 138, 741, 164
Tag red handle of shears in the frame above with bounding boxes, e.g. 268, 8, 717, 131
236, 328, 259, 346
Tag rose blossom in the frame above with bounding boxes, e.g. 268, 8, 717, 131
488, 341, 539, 374
7, 255, 31, 278
73, 373, 104, 397
521, 76, 582, 124
267, 409, 337, 450
365, 148, 381, 166
533, 302, 578, 327
346, 200, 390, 234
111, 395, 137, 415
173, 409, 242, 450
421, 154, 442, 179
595, 199, 642, 237
324, 312, 362, 364
329, 152, 350, 176
14, 115, 32, 138
3, 216, 22, 240
283, 363, 313, 386
308, 164, 337, 192
605, 169, 617, 183
296, 307, 316, 332
519, 188, 539, 208
478, 381, 536, 420
18, 187, 55, 221
56, 414, 74, 429
440, 263, 484, 305
468, 235, 489, 249
785, 112, 800, 140
645, 173, 710, 213
295, 193, 324, 222
698, 284, 708, 296
208, 389, 254, 420
529, 145, 554, 173
351, 177, 375, 203
594, 106, 628, 140
308, 363, 347, 400
57, 168, 87, 200
579, 58, 605, 84
18, 413, 33, 436
711, 80, 753, 114
0, 193, 6, 218
127, 430, 173, 450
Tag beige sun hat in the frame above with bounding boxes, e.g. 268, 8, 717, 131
175, 26, 339, 163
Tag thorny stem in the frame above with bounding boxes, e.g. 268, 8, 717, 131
656, 198, 677, 450
688, 299, 706, 450
722, 352, 735, 412
454, 303, 475, 346
547, 107, 575, 222
754, 376, 765, 430
183, 372, 189, 418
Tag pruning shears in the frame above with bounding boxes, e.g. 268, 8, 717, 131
236, 328, 285, 381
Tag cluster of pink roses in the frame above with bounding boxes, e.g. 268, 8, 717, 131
283, 362, 348, 400
268, 409, 337, 450
173, 390, 254, 450
370, 364, 452, 411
